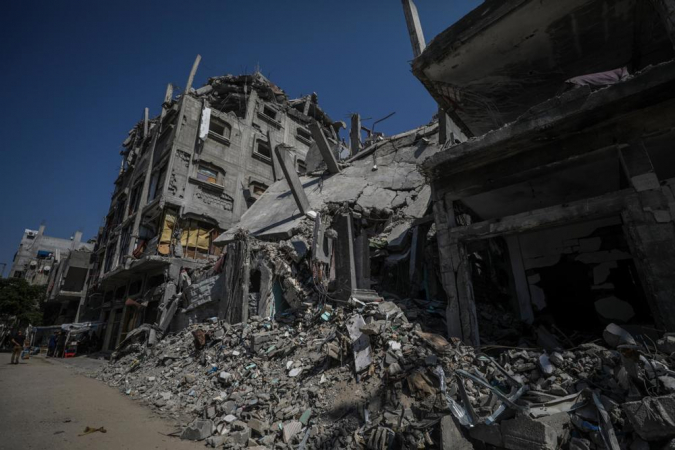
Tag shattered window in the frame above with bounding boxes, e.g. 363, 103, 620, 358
209, 117, 231, 139
254, 140, 272, 161
148, 165, 167, 201
196, 165, 219, 184
262, 105, 277, 120
296, 127, 312, 143
251, 182, 268, 196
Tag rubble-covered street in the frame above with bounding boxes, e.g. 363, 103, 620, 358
97, 291, 675, 449
4, 0, 675, 449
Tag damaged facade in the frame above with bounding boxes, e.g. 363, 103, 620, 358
8, 225, 93, 285
84, 58, 341, 352
414, 0, 675, 346
86, 1, 675, 449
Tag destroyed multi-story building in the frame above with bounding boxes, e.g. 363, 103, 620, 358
44, 248, 95, 325
409, 0, 675, 345
8, 225, 93, 286
84, 59, 340, 351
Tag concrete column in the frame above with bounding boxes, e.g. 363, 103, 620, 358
267, 131, 284, 182
619, 142, 675, 331
401, 0, 426, 58
350, 114, 361, 156
432, 192, 480, 346
274, 145, 310, 215
334, 213, 357, 299
130, 84, 174, 256
309, 121, 341, 174
353, 227, 370, 290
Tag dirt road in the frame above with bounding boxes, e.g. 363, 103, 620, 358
0, 353, 203, 450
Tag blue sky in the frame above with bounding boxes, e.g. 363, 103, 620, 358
0, 0, 480, 273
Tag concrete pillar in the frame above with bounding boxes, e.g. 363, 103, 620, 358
353, 226, 370, 290
267, 131, 284, 182
619, 143, 675, 331
432, 194, 480, 346
350, 114, 361, 156
438, 107, 453, 145
334, 213, 357, 299
308, 121, 341, 174
401, 0, 426, 58
130, 83, 174, 256
274, 145, 311, 215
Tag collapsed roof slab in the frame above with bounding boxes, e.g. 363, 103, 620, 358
413, 0, 674, 137
215, 124, 442, 244
422, 60, 675, 187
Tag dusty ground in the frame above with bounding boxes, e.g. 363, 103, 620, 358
0, 352, 204, 450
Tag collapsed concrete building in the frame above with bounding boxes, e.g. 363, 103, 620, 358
84, 58, 343, 351
408, 0, 675, 346
44, 248, 95, 324
95, 2, 675, 449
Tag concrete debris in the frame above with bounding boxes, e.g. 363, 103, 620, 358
440, 415, 473, 450
94, 291, 675, 449
623, 394, 675, 441
180, 419, 214, 441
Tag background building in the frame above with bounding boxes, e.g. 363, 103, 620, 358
8, 225, 93, 286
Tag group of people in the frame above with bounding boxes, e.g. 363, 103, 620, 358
46, 329, 99, 357
47, 330, 67, 358
7, 328, 101, 364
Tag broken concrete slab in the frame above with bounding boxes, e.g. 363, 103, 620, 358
180, 419, 214, 441
386, 221, 412, 251
623, 394, 675, 441
500, 413, 570, 450
603, 323, 637, 348
469, 423, 503, 447
283, 420, 303, 443
346, 314, 373, 374
440, 415, 473, 450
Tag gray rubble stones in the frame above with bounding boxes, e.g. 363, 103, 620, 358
658, 335, 675, 355
283, 420, 303, 443
469, 423, 503, 447
440, 415, 473, 450
603, 323, 637, 348
623, 394, 675, 441
247, 418, 268, 436
500, 413, 570, 450
180, 419, 214, 441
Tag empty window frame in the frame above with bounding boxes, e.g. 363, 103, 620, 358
254, 139, 272, 161
262, 105, 278, 120
147, 165, 167, 202
296, 127, 312, 143
209, 117, 231, 139
118, 226, 131, 265
251, 181, 269, 196
128, 183, 142, 215
296, 159, 307, 174
104, 243, 117, 273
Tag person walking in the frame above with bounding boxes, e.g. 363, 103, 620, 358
56, 331, 66, 358
10, 330, 26, 365
47, 331, 58, 357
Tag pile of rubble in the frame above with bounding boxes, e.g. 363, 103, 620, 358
97, 295, 675, 449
